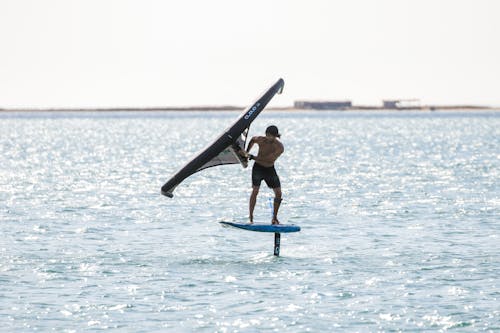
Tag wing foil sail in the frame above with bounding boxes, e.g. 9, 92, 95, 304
161, 78, 284, 198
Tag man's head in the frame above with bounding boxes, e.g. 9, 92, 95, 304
265, 125, 281, 138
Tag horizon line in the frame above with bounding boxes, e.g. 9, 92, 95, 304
0, 104, 497, 112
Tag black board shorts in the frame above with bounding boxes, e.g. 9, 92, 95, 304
252, 162, 281, 188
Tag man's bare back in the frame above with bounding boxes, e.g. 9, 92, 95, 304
246, 136, 284, 167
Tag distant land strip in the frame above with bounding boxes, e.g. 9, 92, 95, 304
0, 105, 497, 112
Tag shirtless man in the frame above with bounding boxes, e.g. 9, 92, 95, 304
246, 125, 284, 224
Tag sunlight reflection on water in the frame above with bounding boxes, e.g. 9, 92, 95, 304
0, 110, 499, 331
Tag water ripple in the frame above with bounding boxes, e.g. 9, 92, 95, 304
0, 111, 499, 332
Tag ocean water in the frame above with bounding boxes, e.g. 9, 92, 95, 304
0, 110, 499, 332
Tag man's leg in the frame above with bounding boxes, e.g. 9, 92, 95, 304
272, 187, 282, 224
249, 186, 260, 223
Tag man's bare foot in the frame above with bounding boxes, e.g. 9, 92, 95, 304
249, 216, 253, 224
272, 217, 280, 225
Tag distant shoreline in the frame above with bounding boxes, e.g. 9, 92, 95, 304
0, 105, 497, 112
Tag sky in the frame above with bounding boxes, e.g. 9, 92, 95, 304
1, 0, 499, 108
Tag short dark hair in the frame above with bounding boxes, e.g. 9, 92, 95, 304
265, 125, 280, 138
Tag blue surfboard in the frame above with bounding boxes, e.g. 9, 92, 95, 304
220, 221, 300, 233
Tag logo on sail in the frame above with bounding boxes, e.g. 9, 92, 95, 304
244, 102, 261, 120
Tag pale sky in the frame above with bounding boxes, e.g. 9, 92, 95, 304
1, 0, 499, 108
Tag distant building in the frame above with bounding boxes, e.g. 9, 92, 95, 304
383, 99, 420, 109
383, 100, 398, 109
294, 100, 352, 110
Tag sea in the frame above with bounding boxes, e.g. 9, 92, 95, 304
1, 110, 499, 332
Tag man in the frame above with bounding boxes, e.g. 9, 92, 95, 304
246, 125, 284, 224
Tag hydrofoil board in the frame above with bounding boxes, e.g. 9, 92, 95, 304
220, 221, 300, 233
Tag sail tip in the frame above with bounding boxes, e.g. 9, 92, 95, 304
277, 78, 285, 94
161, 189, 174, 198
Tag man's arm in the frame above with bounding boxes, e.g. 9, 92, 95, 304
246, 136, 259, 153
271, 142, 284, 160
